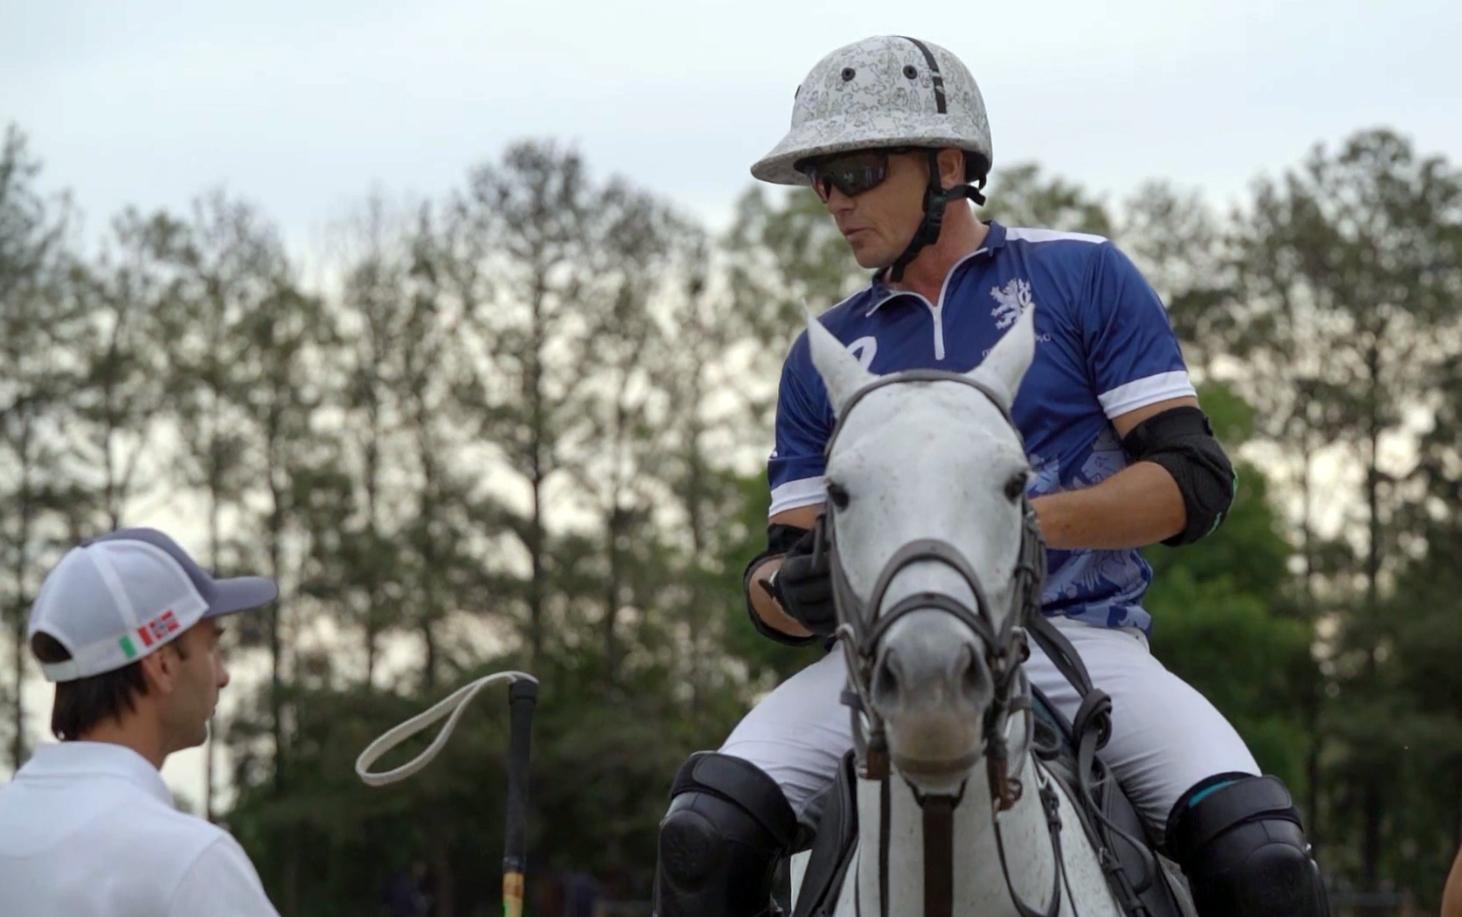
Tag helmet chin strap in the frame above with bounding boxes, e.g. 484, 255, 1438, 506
887, 149, 988, 283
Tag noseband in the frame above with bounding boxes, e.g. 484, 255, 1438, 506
822, 370, 1047, 810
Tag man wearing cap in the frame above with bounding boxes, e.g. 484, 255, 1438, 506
0, 527, 281, 916
653, 35, 1328, 917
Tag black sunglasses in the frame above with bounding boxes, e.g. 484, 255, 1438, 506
798, 148, 915, 202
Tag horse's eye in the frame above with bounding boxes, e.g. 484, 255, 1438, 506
1004, 471, 1029, 501
827, 480, 851, 510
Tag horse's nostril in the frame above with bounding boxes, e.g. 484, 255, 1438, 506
962, 646, 987, 699
874, 651, 902, 701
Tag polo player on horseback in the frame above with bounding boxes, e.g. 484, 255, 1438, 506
653, 35, 1328, 917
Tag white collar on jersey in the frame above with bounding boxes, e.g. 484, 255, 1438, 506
20, 741, 172, 807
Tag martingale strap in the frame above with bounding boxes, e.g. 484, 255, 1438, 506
922, 793, 956, 917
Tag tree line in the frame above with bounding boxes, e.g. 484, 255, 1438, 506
1, 123, 1458, 913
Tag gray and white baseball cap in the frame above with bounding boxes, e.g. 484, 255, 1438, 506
27, 528, 277, 682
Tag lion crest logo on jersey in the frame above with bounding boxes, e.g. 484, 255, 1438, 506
990, 278, 1035, 329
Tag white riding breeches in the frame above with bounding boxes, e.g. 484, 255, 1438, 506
720, 617, 1259, 835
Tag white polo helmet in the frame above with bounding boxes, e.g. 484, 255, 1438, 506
751, 35, 993, 186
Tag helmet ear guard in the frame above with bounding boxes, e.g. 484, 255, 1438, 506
964, 151, 992, 184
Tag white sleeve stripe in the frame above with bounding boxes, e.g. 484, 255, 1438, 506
768, 477, 826, 517
1097, 371, 1197, 418
1004, 227, 1108, 245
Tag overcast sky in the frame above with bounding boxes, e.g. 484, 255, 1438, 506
3, 0, 1459, 795
5, 0, 1461, 256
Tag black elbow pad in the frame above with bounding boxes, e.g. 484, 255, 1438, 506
1121, 406, 1236, 546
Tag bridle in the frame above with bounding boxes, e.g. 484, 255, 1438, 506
822, 369, 1045, 808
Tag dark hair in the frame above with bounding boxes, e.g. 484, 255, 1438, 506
31, 632, 151, 741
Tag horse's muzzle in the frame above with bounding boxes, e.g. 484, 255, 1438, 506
869, 615, 993, 781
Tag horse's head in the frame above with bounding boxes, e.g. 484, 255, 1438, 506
807, 307, 1040, 797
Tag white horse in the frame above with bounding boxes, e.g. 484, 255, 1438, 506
786, 307, 1180, 917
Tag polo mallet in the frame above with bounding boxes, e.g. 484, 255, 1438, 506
355, 671, 540, 917
501, 678, 537, 917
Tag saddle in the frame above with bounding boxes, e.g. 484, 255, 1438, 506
789, 617, 1196, 917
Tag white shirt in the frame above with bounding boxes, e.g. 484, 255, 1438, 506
0, 741, 280, 917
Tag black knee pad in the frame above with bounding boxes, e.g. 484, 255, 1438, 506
654, 752, 797, 917
1167, 774, 1330, 917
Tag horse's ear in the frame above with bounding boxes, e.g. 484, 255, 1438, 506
806, 310, 874, 416
969, 305, 1036, 412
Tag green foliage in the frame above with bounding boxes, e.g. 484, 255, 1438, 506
227, 680, 509, 916
722, 185, 866, 387
226, 646, 754, 915
0, 125, 80, 768
1147, 382, 1316, 795
1149, 385, 1290, 599
983, 163, 1114, 236
1147, 569, 1313, 785
1222, 128, 1462, 895
1118, 181, 1235, 376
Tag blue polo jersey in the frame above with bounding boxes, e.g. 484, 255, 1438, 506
768, 221, 1197, 634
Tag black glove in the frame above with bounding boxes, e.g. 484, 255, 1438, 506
759, 523, 837, 636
